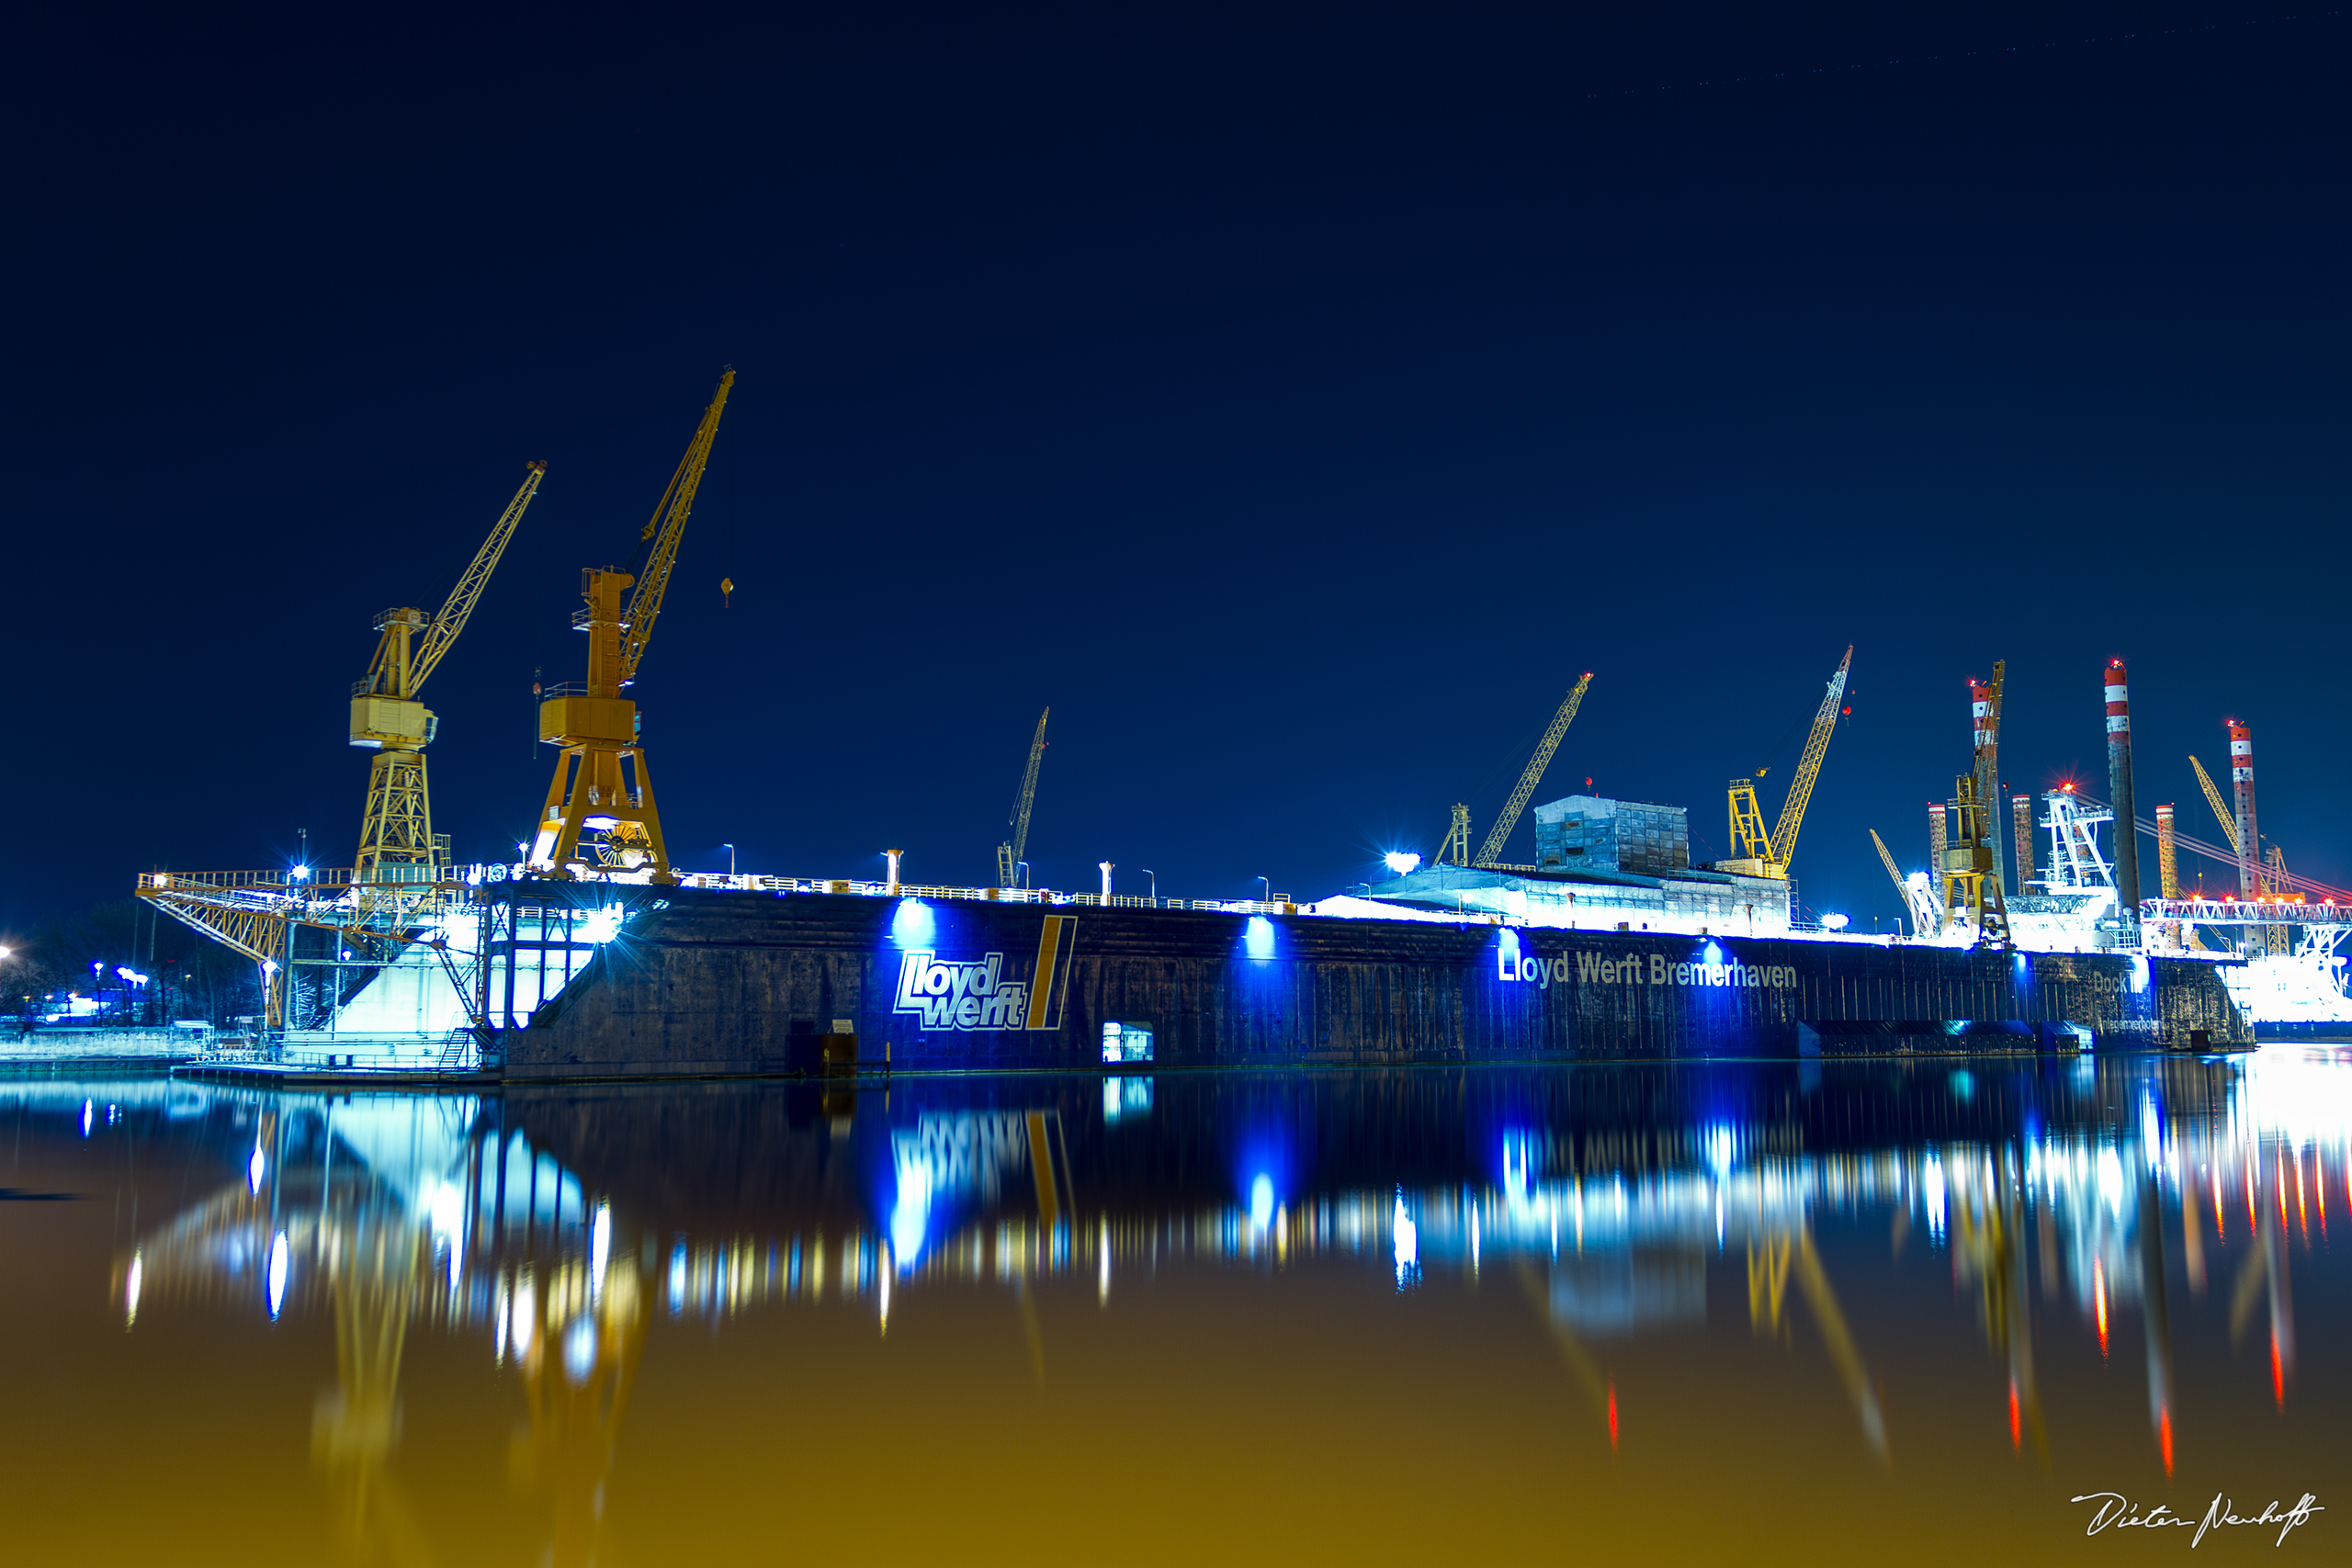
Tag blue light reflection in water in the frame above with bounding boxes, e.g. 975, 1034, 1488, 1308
25, 1048, 2352, 1561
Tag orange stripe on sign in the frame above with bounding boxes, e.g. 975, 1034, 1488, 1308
1026, 916, 1065, 1031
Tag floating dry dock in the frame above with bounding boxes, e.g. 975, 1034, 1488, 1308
490, 884, 2248, 1080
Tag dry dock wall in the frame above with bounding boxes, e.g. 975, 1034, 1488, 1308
498, 887, 2248, 1079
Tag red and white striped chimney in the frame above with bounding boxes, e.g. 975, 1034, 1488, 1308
2228, 719, 2258, 899
2105, 660, 2141, 919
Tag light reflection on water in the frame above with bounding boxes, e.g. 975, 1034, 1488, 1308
4, 1048, 2348, 1562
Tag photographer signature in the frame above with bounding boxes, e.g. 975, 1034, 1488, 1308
2072, 1492, 2323, 1547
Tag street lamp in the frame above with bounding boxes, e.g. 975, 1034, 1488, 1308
1256, 876, 1271, 904
722, 842, 736, 877
1142, 870, 1157, 904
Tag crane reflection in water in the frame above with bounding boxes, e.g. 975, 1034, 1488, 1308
60, 1043, 2352, 1561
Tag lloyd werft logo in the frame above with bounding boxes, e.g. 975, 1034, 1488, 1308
892, 915, 1076, 1032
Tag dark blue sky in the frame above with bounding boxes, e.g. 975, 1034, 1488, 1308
6, 3, 2346, 936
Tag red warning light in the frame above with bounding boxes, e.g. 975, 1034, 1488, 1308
1607, 1383, 1619, 1450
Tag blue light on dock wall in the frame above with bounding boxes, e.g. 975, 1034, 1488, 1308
890, 897, 935, 947
1244, 915, 1277, 962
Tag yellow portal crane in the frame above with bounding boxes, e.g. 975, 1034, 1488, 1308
2189, 755, 2240, 854
1435, 803, 1472, 868
530, 370, 734, 881
996, 708, 1050, 887
350, 463, 546, 886
1474, 674, 1593, 867
1722, 647, 1853, 880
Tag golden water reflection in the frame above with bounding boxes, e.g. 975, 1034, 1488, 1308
7, 1049, 2349, 1563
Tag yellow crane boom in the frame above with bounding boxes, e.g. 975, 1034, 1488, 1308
1870, 829, 1936, 936
1475, 673, 1593, 867
997, 709, 1050, 887
618, 371, 734, 687
1723, 647, 1852, 879
2188, 755, 2240, 854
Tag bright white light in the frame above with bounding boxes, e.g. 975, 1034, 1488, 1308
1250, 1174, 1274, 1230
1245, 916, 1276, 961
81, 1100, 93, 1137
890, 898, 935, 947
591, 1203, 611, 1293
1705, 1123, 1735, 1177
582, 906, 625, 944
289, 865, 309, 880
582, 814, 620, 832
267, 1232, 289, 1318
1383, 852, 1421, 877
562, 1315, 599, 1384
248, 1145, 266, 1192
1392, 1191, 1419, 1288
513, 1276, 537, 1355
667, 1243, 687, 1315
125, 1252, 142, 1326
1821, 913, 1849, 931
428, 1180, 462, 1236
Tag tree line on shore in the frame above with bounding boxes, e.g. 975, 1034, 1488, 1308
5, 899, 265, 1032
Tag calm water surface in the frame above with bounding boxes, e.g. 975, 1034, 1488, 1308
4, 1052, 2346, 1564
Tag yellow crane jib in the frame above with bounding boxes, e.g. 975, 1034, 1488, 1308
619, 370, 735, 688
996, 707, 1050, 888
1475, 673, 1592, 868
1720, 646, 1853, 880
350, 460, 547, 886
2189, 755, 2240, 855
533, 371, 734, 883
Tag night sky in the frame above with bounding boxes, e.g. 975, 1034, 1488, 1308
8, 3, 2346, 939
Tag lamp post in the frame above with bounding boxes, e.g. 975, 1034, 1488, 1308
1142, 870, 1157, 905
722, 842, 736, 877
1256, 876, 1271, 905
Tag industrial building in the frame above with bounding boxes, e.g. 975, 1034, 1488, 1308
1356, 793, 1794, 935
1532, 795, 1690, 875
